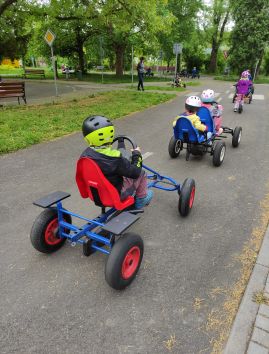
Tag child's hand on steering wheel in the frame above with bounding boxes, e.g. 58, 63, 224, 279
132, 146, 141, 152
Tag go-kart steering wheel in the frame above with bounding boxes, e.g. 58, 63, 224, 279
113, 135, 138, 160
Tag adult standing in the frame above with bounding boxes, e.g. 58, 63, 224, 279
137, 57, 145, 91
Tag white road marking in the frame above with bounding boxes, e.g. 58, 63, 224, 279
225, 90, 230, 94
185, 92, 200, 96
253, 94, 264, 100
142, 152, 154, 160
228, 93, 264, 100
218, 97, 223, 102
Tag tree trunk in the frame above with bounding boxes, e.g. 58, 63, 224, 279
115, 44, 125, 76
208, 39, 219, 73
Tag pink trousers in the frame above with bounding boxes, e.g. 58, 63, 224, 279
121, 172, 148, 199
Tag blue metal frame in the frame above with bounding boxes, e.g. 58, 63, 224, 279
57, 201, 116, 255
55, 164, 181, 252
143, 164, 180, 192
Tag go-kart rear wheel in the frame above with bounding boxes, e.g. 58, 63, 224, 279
105, 233, 143, 290
168, 136, 182, 158
30, 208, 71, 253
178, 178, 195, 217
213, 141, 226, 167
232, 127, 242, 148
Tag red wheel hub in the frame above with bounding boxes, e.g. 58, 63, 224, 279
189, 187, 195, 208
44, 218, 61, 245
121, 246, 141, 280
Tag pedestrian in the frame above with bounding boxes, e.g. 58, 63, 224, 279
137, 57, 145, 91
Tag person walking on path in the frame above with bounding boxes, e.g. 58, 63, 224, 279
137, 57, 145, 91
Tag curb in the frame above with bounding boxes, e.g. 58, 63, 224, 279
224, 225, 269, 354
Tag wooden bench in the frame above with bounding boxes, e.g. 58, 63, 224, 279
0, 81, 27, 104
23, 69, 45, 79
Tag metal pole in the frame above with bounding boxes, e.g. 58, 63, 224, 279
175, 52, 178, 80
51, 45, 58, 96
131, 45, 134, 87
253, 60, 259, 81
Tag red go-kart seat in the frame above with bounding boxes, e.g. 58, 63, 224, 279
76, 157, 134, 210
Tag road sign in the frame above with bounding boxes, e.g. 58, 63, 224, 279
173, 43, 182, 55
223, 50, 229, 60
44, 30, 56, 47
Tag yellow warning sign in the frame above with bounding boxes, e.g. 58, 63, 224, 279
44, 30, 56, 46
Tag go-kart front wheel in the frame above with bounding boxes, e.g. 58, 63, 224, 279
232, 127, 242, 148
213, 141, 226, 167
178, 178, 195, 217
30, 208, 71, 253
168, 136, 182, 158
105, 233, 144, 290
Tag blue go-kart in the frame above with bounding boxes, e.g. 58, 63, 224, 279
30, 136, 195, 290
168, 106, 242, 167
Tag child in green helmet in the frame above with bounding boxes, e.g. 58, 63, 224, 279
80, 115, 153, 209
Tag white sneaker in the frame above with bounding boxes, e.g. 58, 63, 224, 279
234, 108, 237, 112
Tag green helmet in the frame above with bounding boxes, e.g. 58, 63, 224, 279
82, 115, 115, 147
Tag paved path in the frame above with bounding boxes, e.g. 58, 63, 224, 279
1, 78, 269, 353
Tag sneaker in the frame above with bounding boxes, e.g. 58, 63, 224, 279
135, 190, 153, 209
234, 108, 237, 112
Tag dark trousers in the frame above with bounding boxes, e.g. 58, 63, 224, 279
137, 73, 144, 90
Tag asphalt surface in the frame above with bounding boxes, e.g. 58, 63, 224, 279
1, 79, 269, 353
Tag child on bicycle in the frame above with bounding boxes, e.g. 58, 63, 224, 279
234, 71, 253, 112
81, 115, 153, 209
200, 89, 223, 135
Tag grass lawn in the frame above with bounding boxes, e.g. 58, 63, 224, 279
128, 81, 200, 91
0, 90, 175, 154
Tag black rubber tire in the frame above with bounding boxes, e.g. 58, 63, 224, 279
238, 104, 243, 114
30, 208, 71, 253
178, 178, 195, 217
232, 94, 236, 103
249, 94, 252, 104
232, 127, 242, 148
212, 141, 226, 167
105, 233, 144, 290
168, 136, 181, 158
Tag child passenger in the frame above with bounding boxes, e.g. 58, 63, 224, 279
81, 115, 153, 209
200, 89, 223, 135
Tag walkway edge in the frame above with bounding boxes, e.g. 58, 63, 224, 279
224, 226, 269, 354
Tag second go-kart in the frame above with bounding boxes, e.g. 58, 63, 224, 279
30, 136, 196, 290
168, 106, 242, 167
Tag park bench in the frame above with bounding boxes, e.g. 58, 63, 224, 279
0, 81, 27, 104
23, 69, 45, 79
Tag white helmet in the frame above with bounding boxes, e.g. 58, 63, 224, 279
201, 89, 215, 103
186, 95, 202, 108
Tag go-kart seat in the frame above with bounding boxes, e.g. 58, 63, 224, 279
174, 116, 205, 143
197, 106, 215, 134
76, 157, 134, 210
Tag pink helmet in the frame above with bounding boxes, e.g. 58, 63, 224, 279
241, 70, 249, 78
201, 89, 215, 103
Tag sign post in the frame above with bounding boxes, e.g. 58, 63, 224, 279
44, 29, 58, 96
131, 46, 134, 86
173, 43, 182, 78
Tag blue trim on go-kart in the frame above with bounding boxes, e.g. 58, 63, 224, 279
142, 164, 180, 192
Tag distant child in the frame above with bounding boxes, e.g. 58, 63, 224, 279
234, 71, 253, 112
201, 89, 223, 135
173, 96, 207, 133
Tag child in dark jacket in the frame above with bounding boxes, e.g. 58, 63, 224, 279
81, 115, 153, 209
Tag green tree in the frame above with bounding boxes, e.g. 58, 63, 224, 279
229, 0, 269, 75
